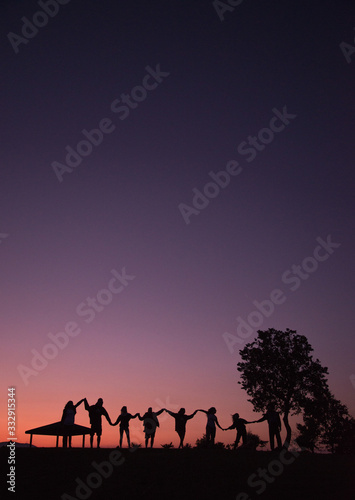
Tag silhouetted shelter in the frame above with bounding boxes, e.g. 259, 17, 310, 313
25, 421, 92, 448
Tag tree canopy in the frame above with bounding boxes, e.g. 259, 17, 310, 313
237, 328, 329, 447
296, 388, 355, 454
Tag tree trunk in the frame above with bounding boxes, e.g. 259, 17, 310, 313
283, 411, 292, 448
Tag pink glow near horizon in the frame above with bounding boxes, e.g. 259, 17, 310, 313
1, 0, 355, 453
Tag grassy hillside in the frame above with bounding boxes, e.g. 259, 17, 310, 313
1, 447, 354, 500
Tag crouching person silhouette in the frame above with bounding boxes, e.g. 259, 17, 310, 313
223, 413, 251, 449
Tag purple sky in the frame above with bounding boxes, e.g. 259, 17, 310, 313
1, 0, 354, 447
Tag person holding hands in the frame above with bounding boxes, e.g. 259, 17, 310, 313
223, 412, 252, 449
111, 406, 139, 448
198, 407, 224, 447
165, 408, 198, 448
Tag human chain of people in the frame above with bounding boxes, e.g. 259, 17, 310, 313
61, 398, 282, 450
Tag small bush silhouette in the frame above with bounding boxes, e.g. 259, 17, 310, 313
245, 432, 267, 450
161, 442, 174, 449
195, 434, 225, 449
224, 433, 267, 451
195, 434, 208, 448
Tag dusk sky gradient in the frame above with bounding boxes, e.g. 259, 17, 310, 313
1, 0, 355, 448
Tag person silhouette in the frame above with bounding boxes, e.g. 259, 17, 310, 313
84, 398, 112, 448
165, 408, 198, 448
138, 407, 165, 448
61, 399, 85, 448
252, 403, 282, 450
111, 406, 139, 448
223, 413, 251, 449
198, 407, 224, 446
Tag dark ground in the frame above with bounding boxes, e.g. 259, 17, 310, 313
1, 447, 354, 500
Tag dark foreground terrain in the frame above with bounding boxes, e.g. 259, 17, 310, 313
1, 447, 354, 500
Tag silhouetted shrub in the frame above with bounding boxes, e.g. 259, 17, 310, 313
161, 442, 174, 449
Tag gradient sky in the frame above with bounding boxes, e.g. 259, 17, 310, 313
1, 0, 354, 449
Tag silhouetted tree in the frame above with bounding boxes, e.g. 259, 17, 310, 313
237, 328, 329, 447
334, 417, 355, 455
319, 392, 354, 454
295, 422, 318, 453
298, 388, 355, 454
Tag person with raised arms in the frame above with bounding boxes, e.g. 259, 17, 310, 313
165, 408, 198, 448
61, 398, 85, 448
84, 397, 112, 448
138, 407, 165, 448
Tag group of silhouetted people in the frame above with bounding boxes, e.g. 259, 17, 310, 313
61, 399, 282, 450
